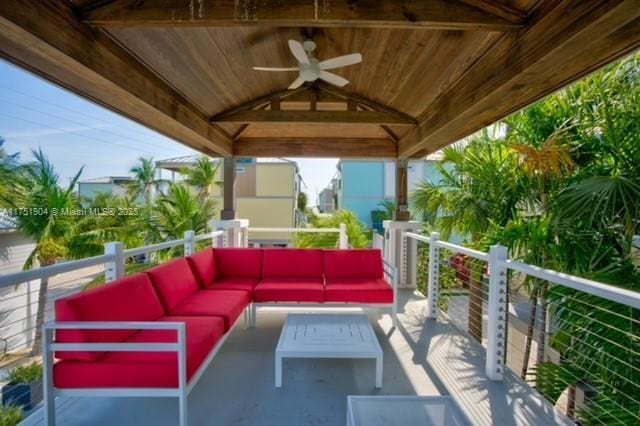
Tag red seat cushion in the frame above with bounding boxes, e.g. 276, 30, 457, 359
214, 248, 263, 278
209, 277, 259, 292
324, 249, 384, 279
187, 248, 217, 288
324, 279, 394, 303
146, 258, 200, 311
253, 278, 324, 303
262, 249, 324, 279
54, 273, 165, 361
169, 290, 250, 331
53, 316, 225, 389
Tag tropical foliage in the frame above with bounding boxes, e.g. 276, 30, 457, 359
295, 210, 369, 248
411, 53, 640, 424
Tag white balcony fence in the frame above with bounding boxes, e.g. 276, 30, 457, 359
402, 230, 640, 425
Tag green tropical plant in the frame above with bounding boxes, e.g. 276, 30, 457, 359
1, 149, 83, 355
297, 191, 308, 212
294, 210, 369, 249
377, 199, 396, 220
181, 156, 220, 200
7, 362, 42, 385
0, 404, 23, 426
127, 157, 166, 204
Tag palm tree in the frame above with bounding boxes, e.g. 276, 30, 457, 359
181, 156, 220, 200
0, 137, 20, 199
1, 149, 83, 355
128, 157, 165, 204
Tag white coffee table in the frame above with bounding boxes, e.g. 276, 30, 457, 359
275, 313, 383, 388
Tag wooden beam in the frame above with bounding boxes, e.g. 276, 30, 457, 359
211, 86, 309, 121
399, 0, 640, 157
316, 82, 417, 125
0, 0, 232, 156
212, 110, 416, 125
459, 0, 527, 25
234, 138, 397, 158
82, 0, 523, 31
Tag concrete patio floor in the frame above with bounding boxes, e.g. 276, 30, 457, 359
23, 291, 571, 426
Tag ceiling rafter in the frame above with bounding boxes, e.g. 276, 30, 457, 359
81, 0, 523, 31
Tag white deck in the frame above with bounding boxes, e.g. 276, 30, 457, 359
21, 291, 572, 426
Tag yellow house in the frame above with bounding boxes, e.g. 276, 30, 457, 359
156, 156, 303, 246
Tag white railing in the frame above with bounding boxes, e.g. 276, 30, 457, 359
402, 230, 640, 425
246, 224, 348, 249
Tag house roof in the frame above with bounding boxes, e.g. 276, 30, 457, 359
78, 176, 133, 184
2, 1, 638, 159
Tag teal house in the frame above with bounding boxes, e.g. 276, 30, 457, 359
333, 155, 444, 230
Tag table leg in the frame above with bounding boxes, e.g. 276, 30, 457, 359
375, 355, 383, 388
275, 354, 282, 388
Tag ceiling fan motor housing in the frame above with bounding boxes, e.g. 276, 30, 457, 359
300, 58, 320, 82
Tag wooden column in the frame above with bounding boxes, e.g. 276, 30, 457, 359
394, 159, 411, 221
221, 157, 236, 220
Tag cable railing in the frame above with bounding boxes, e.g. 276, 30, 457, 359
402, 230, 640, 425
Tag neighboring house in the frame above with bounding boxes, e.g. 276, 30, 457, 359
333, 153, 444, 229
0, 214, 37, 355
318, 181, 336, 213
78, 176, 134, 201
156, 155, 303, 246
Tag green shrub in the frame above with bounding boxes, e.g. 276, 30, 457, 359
8, 362, 42, 385
0, 405, 24, 426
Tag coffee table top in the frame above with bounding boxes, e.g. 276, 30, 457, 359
276, 314, 382, 358
347, 396, 471, 426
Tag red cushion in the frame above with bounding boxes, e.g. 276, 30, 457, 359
214, 248, 263, 278
54, 273, 165, 361
209, 277, 259, 292
262, 249, 324, 279
169, 290, 250, 331
324, 279, 394, 303
53, 316, 224, 389
253, 278, 324, 303
324, 249, 383, 279
187, 248, 217, 288
146, 258, 200, 311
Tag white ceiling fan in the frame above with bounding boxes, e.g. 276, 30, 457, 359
253, 39, 362, 89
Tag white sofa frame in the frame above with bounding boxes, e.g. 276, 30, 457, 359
42, 309, 250, 426
249, 261, 399, 328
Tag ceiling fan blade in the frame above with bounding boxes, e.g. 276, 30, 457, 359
288, 40, 310, 65
253, 67, 299, 72
319, 71, 349, 87
288, 76, 306, 89
319, 53, 362, 70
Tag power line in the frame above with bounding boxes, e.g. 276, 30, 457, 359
0, 112, 158, 155
0, 97, 174, 151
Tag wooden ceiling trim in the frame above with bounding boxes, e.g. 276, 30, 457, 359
0, 0, 232, 156
398, 0, 640, 157
212, 110, 416, 126
211, 86, 309, 121
82, 0, 523, 31
234, 138, 397, 158
459, 0, 528, 24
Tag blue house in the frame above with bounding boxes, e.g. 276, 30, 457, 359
333, 155, 444, 230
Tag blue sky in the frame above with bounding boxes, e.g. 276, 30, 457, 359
0, 60, 337, 204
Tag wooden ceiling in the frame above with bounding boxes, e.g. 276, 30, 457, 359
0, 1, 639, 158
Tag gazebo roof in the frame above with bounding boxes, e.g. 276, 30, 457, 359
1, 1, 638, 158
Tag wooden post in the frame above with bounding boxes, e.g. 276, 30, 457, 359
221, 157, 236, 220
394, 159, 411, 221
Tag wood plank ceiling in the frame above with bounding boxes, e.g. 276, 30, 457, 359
1, 1, 638, 158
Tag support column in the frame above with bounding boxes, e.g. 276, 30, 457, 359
383, 220, 421, 288
394, 158, 411, 221
221, 157, 236, 220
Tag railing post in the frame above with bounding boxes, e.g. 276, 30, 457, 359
338, 223, 348, 249
426, 232, 440, 319
183, 230, 195, 256
104, 242, 124, 282
486, 244, 508, 381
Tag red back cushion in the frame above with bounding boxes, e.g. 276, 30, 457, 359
55, 273, 165, 361
214, 248, 263, 278
146, 258, 200, 311
324, 249, 384, 279
262, 249, 324, 279
187, 248, 218, 288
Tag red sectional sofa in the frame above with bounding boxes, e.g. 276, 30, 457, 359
43, 248, 396, 426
